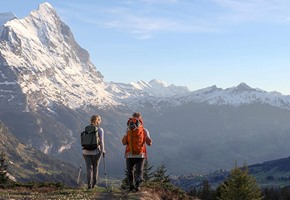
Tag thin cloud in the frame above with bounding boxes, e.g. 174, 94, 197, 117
58, 2, 219, 39
57, 0, 290, 40
213, 0, 290, 22
284, 17, 290, 22
99, 14, 218, 39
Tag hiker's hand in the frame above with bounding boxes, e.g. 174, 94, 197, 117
102, 152, 105, 158
122, 135, 127, 145
146, 137, 152, 146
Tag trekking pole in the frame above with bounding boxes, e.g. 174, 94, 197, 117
77, 157, 83, 185
103, 153, 108, 188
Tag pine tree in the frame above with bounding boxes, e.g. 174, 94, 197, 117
199, 180, 214, 200
121, 168, 130, 190
217, 163, 262, 200
152, 163, 170, 183
143, 160, 154, 182
0, 152, 8, 184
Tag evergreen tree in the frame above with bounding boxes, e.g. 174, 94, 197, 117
0, 152, 8, 184
143, 160, 154, 182
199, 180, 214, 200
188, 187, 198, 197
217, 163, 262, 200
121, 168, 130, 190
153, 163, 170, 183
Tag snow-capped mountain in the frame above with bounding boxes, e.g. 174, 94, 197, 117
0, 2, 118, 112
127, 82, 290, 110
0, 2, 191, 112
131, 79, 189, 97
178, 82, 290, 108
106, 79, 189, 99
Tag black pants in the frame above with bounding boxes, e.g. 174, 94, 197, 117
126, 158, 145, 187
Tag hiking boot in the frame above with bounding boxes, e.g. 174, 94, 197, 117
92, 180, 97, 187
135, 180, 142, 190
129, 185, 135, 191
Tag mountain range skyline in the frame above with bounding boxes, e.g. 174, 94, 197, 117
1, 1, 290, 95
1, 2, 289, 110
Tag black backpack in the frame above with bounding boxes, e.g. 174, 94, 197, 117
81, 126, 100, 150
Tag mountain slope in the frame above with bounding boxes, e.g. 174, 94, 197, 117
249, 156, 290, 187
140, 101, 290, 174
173, 155, 290, 191
0, 121, 79, 185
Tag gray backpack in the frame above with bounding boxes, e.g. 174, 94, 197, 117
81, 126, 100, 150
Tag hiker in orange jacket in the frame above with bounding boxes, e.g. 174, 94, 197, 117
122, 112, 152, 191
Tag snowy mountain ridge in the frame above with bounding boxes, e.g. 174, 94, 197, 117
107, 79, 189, 99
182, 83, 290, 108
126, 82, 290, 110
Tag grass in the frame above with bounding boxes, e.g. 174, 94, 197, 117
0, 180, 195, 200
0, 186, 113, 200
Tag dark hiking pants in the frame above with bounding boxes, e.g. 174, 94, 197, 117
126, 158, 145, 187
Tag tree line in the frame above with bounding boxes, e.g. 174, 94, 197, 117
187, 164, 290, 200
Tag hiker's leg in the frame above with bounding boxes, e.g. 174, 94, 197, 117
126, 158, 135, 189
83, 155, 93, 188
91, 154, 97, 187
135, 158, 145, 186
93, 152, 101, 187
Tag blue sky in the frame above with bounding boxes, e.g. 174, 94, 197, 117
1, 0, 290, 94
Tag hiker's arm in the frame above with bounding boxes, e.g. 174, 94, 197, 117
122, 133, 127, 145
99, 128, 105, 153
144, 128, 152, 146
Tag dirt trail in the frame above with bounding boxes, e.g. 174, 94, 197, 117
93, 189, 161, 200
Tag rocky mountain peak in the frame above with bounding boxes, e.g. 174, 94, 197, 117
38, 2, 55, 13
149, 79, 168, 87
0, 3, 114, 111
235, 82, 254, 91
34, 2, 57, 19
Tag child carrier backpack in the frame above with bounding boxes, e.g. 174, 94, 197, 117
81, 126, 100, 150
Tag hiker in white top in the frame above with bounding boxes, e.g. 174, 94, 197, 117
82, 115, 105, 189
